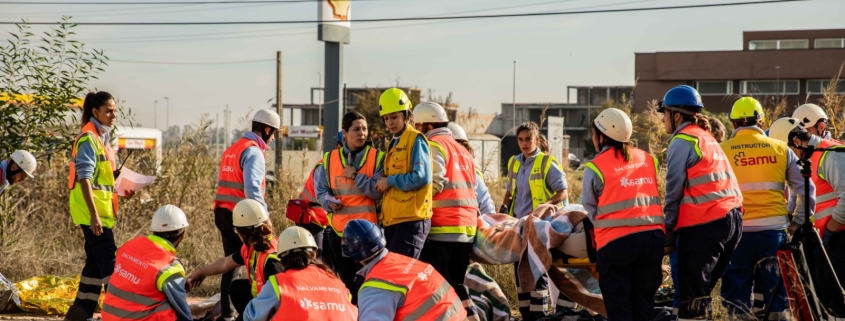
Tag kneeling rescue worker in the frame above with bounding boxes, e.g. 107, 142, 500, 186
102, 205, 191, 321
0, 150, 37, 195
582, 108, 666, 321
660, 85, 743, 320
343, 219, 467, 321
243, 226, 357, 321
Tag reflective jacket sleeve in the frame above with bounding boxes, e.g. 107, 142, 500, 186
545, 159, 568, 192
387, 136, 433, 191
241, 146, 267, 209
74, 139, 98, 180
787, 188, 797, 214
355, 153, 384, 201
430, 145, 447, 194
161, 276, 192, 321
581, 165, 604, 222
785, 148, 815, 224
475, 171, 496, 215
821, 152, 845, 225
314, 164, 336, 212
664, 137, 700, 231
243, 279, 280, 321
357, 287, 405, 321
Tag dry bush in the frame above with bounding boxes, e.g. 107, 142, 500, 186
819, 65, 845, 140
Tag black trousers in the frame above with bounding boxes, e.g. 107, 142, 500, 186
66, 226, 117, 321
327, 231, 361, 304
215, 207, 244, 318
597, 229, 665, 321
296, 222, 324, 259
383, 219, 430, 260
230, 279, 252, 321
829, 230, 845, 282
676, 209, 742, 319
418, 240, 473, 288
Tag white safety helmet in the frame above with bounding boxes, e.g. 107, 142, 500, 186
412, 102, 449, 124
793, 103, 827, 129
277, 226, 318, 257
768, 117, 804, 143
150, 205, 189, 232
232, 199, 269, 228
10, 150, 37, 178
252, 109, 281, 129
594, 108, 633, 143
447, 122, 468, 141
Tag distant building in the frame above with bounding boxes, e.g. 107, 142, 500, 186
635, 29, 845, 113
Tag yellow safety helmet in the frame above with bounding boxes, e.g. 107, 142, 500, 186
379, 88, 412, 117
730, 97, 764, 122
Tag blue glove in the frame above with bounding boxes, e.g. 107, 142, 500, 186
823, 228, 835, 247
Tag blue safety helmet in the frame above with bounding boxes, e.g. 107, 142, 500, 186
336, 131, 344, 146
341, 219, 386, 262
658, 85, 704, 114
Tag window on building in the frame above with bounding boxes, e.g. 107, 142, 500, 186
807, 79, 845, 94
695, 81, 732, 96
740, 80, 800, 95
749, 39, 809, 50
815, 38, 845, 49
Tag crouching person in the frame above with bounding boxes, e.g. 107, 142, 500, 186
243, 226, 357, 321
102, 205, 191, 321
343, 219, 467, 321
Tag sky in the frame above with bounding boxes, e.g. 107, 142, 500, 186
3, 0, 844, 130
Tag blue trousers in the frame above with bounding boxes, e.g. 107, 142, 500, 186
383, 219, 430, 260
721, 229, 787, 316
597, 229, 665, 321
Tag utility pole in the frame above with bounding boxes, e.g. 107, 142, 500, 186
216, 113, 220, 158
318, 0, 350, 153
512, 60, 517, 131
275, 51, 283, 177
318, 71, 322, 128
154, 100, 158, 129
224, 105, 231, 147
164, 96, 170, 145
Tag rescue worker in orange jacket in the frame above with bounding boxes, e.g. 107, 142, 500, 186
243, 226, 358, 321
660, 85, 743, 320
186, 199, 282, 321
343, 219, 467, 321
66, 92, 136, 321
213, 109, 280, 321
101, 205, 191, 321
315, 112, 384, 302
297, 133, 341, 266
582, 108, 665, 321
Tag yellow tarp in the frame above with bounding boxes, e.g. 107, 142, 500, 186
12, 274, 103, 315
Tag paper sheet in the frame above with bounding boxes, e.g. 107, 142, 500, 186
114, 167, 156, 196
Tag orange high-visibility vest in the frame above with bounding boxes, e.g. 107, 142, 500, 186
269, 265, 358, 321
587, 147, 664, 249
323, 146, 381, 234
811, 139, 845, 236
673, 125, 742, 229
102, 236, 182, 321
240, 237, 279, 297
214, 137, 266, 211
68, 121, 119, 224
299, 160, 328, 225
360, 252, 466, 321
429, 135, 478, 240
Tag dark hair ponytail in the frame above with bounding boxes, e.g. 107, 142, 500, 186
234, 223, 275, 252
593, 123, 633, 162
81, 91, 114, 126
280, 249, 338, 279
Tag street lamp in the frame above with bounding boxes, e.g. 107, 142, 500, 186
154, 100, 158, 129
164, 96, 170, 131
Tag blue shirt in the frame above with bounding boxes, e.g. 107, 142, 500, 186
223, 132, 268, 209
356, 250, 404, 321
664, 122, 698, 231
386, 129, 433, 191
0, 159, 9, 195
505, 148, 568, 218
475, 170, 496, 215
314, 143, 385, 212
74, 117, 110, 180
154, 237, 192, 321
582, 146, 610, 222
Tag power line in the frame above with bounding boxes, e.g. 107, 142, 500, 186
0, 0, 810, 25
0, 0, 360, 4
110, 58, 274, 64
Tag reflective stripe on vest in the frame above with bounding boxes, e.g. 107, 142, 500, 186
429, 135, 479, 242
586, 148, 664, 249
69, 122, 118, 228
672, 125, 742, 229
361, 252, 466, 321
214, 137, 266, 211
270, 265, 358, 321
241, 237, 278, 297
102, 235, 180, 321
812, 140, 845, 236
382, 125, 434, 227
506, 152, 558, 217
324, 146, 381, 235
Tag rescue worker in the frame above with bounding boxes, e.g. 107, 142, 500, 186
67, 91, 136, 321
719, 97, 814, 318
373, 88, 433, 260
793, 103, 835, 140
770, 117, 845, 280
295, 131, 343, 258
186, 199, 282, 321
213, 108, 280, 321
447, 122, 496, 215
582, 108, 665, 321
101, 205, 191, 321
0, 150, 37, 195
343, 219, 467, 321
660, 85, 743, 320
499, 121, 569, 320
243, 226, 357, 321
315, 112, 384, 301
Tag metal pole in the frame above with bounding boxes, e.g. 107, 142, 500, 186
323, 42, 343, 153
216, 113, 220, 159
164, 97, 170, 144
275, 51, 283, 176
318, 72, 322, 127
154, 100, 158, 129
512, 60, 517, 130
